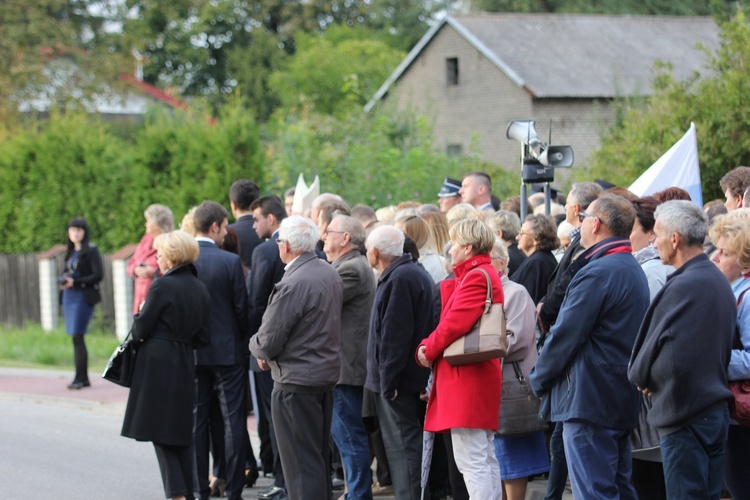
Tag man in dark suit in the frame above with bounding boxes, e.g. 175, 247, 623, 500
249, 216, 344, 500
323, 215, 376, 499
247, 195, 288, 499
192, 200, 250, 500
229, 179, 263, 269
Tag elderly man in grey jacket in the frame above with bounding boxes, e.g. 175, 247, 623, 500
249, 216, 344, 500
323, 214, 377, 499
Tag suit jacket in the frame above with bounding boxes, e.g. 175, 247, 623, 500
67, 244, 103, 306
121, 263, 211, 446
538, 233, 584, 329
229, 214, 262, 270
194, 240, 249, 366
332, 249, 376, 386
249, 252, 343, 388
507, 243, 527, 277
247, 233, 286, 372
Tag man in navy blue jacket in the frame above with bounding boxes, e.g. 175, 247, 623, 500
629, 200, 736, 499
530, 195, 649, 500
365, 225, 434, 500
192, 201, 250, 500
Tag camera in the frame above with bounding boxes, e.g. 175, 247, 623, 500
58, 271, 73, 286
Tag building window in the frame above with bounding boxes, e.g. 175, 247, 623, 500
446, 58, 459, 86
447, 144, 463, 157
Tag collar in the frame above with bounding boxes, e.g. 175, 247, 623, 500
580, 236, 632, 263
665, 252, 710, 282
284, 255, 300, 270
332, 248, 360, 267
195, 236, 215, 245
378, 254, 413, 284
570, 227, 581, 239
476, 201, 493, 211
453, 254, 492, 279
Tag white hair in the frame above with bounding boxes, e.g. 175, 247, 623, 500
655, 200, 707, 247
279, 216, 319, 253
366, 225, 404, 259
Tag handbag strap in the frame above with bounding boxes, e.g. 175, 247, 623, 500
467, 267, 493, 313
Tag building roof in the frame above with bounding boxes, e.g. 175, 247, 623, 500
366, 13, 720, 111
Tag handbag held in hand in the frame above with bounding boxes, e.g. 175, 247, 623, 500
102, 330, 138, 387
443, 267, 507, 366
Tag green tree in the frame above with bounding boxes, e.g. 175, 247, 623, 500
586, 10, 750, 201
270, 26, 406, 116
0, 1, 125, 119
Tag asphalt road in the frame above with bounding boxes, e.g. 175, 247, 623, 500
0, 394, 164, 498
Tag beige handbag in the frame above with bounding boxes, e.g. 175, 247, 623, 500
443, 268, 508, 366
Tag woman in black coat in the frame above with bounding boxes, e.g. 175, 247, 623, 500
59, 217, 103, 389
121, 230, 211, 500
510, 214, 560, 304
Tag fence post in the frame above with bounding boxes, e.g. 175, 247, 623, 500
111, 244, 137, 341
37, 245, 66, 331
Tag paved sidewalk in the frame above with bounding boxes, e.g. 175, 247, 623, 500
0, 366, 564, 499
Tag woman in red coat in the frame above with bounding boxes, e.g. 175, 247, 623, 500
417, 218, 503, 499
127, 204, 174, 313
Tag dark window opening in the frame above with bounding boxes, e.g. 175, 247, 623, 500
447, 144, 463, 157
446, 58, 459, 86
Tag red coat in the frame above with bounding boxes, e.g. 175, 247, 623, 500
419, 254, 503, 432
127, 234, 158, 314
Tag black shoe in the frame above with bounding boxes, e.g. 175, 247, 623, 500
67, 380, 91, 390
331, 476, 345, 490
244, 468, 259, 488
257, 485, 286, 499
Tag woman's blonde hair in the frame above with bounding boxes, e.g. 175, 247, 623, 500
420, 211, 450, 255
154, 230, 200, 267
449, 218, 496, 256
709, 208, 750, 269
395, 215, 434, 252
446, 203, 477, 224
179, 206, 198, 235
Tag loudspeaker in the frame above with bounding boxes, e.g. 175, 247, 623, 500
522, 158, 554, 183
539, 145, 574, 168
506, 120, 541, 155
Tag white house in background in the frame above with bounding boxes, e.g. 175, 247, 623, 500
365, 13, 721, 176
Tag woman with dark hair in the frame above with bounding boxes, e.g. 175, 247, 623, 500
653, 186, 691, 203
630, 197, 674, 301
59, 217, 103, 389
510, 214, 560, 304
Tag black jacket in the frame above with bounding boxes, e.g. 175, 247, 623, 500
229, 214, 262, 270
66, 244, 103, 306
538, 234, 584, 330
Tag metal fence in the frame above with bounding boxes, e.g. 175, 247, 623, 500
0, 252, 116, 332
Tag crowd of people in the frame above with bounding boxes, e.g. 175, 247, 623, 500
60, 166, 750, 499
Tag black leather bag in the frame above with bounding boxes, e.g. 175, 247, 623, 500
497, 361, 547, 436
102, 330, 138, 387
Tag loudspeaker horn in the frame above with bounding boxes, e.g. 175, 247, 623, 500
506, 120, 541, 156
539, 145, 574, 168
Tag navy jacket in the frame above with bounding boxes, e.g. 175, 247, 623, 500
229, 214, 262, 270
530, 237, 650, 429
629, 253, 735, 434
366, 254, 435, 399
193, 240, 249, 366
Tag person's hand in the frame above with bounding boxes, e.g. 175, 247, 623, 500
390, 389, 398, 401
638, 386, 653, 398
257, 359, 270, 371
59, 277, 74, 290
417, 346, 431, 367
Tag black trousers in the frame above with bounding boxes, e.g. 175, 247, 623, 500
257, 369, 285, 488
194, 364, 248, 500
272, 387, 333, 500
154, 442, 194, 499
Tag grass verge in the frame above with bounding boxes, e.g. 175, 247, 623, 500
0, 323, 121, 371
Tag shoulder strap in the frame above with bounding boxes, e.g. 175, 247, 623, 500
467, 267, 493, 312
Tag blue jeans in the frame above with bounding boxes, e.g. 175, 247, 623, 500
563, 420, 637, 500
374, 392, 423, 500
331, 385, 373, 500
660, 404, 729, 500
544, 421, 567, 500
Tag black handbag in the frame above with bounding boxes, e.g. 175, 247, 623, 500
102, 330, 138, 387
497, 361, 547, 436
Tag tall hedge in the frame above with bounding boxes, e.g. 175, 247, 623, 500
0, 104, 263, 253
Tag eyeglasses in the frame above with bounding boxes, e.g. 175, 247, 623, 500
156, 254, 163, 259
276, 238, 286, 244
578, 212, 601, 223
324, 229, 346, 236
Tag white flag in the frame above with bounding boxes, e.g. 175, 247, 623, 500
628, 123, 702, 207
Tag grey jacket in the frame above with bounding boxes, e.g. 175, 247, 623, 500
249, 252, 343, 389
333, 250, 376, 386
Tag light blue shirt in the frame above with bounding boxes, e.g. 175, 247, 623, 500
728, 276, 750, 381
